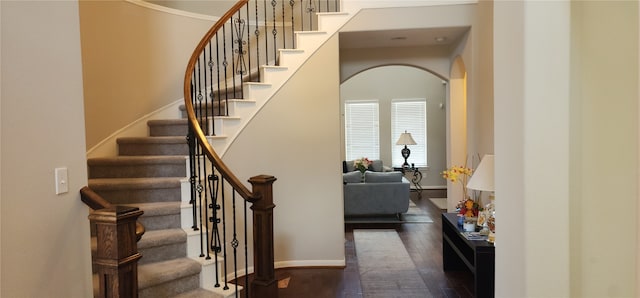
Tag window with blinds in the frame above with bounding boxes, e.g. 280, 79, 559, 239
391, 99, 427, 167
344, 100, 380, 160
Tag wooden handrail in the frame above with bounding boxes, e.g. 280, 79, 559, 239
183, 0, 259, 203
80, 186, 146, 241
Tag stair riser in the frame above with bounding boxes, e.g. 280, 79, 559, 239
89, 164, 186, 179
139, 274, 200, 298
139, 243, 187, 265
90, 188, 181, 205
119, 143, 189, 156
180, 107, 226, 119
139, 214, 182, 231
149, 123, 189, 137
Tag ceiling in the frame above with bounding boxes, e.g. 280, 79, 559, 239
339, 27, 469, 49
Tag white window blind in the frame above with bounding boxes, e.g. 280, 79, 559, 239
392, 99, 427, 167
344, 101, 380, 160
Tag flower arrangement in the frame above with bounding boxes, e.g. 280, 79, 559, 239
353, 157, 372, 173
455, 198, 482, 218
442, 166, 481, 218
441, 165, 473, 200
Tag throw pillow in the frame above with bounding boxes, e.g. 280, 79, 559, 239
369, 160, 383, 172
364, 171, 402, 183
343, 171, 363, 184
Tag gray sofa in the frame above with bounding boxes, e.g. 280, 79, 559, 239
343, 168, 411, 217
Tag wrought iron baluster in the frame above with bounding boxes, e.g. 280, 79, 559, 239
271, 0, 277, 63
207, 41, 215, 135
187, 116, 198, 232
222, 24, 230, 112
231, 191, 239, 297
254, 0, 261, 81
215, 34, 224, 116
234, 17, 247, 80
230, 16, 237, 98
300, 0, 304, 31
202, 46, 211, 136
263, 0, 268, 65
243, 198, 249, 297
306, 0, 316, 31
290, 0, 296, 48
221, 181, 229, 290
208, 172, 222, 288
246, 4, 253, 83
281, 0, 286, 49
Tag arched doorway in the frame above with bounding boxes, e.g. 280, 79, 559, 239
340, 65, 447, 188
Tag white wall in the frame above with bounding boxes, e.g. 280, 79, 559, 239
340, 65, 447, 187
1, 1, 93, 296
223, 35, 345, 267
495, 0, 638, 296
339, 3, 477, 82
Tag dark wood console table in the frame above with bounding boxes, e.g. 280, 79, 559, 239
442, 213, 495, 297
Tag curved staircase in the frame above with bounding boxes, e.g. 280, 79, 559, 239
86, 2, 352, 297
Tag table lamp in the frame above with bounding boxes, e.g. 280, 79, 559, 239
466, 154, 495, 243
395, 131, 416, 168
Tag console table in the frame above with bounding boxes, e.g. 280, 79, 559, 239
442, 213, 495, 297
393, 166, 423, 198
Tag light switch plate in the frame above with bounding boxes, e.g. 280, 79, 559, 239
55, 167, 68, 195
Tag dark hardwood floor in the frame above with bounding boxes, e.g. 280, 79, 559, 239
272, 190, 475, 298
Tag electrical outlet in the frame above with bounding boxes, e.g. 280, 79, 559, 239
55, 167, 68, 195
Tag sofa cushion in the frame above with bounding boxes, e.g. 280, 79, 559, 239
343, 171, 363, 184
369, 160, 383, 172
365, 171, 402, 183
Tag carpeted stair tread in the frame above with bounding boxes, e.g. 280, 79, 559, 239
117, 136, 187, 144
138, 229, 186, 249
88, 177, 183, 204
174, 288, 220, 298
88, 177, 183, 190
138, 257, 201, 290
88, 155, 187, 165
117, 136, 188, 156
148, 119, 190, 137
120, 202, 182, 230
87, 155, 187, 178
121, 201, 181, 217
148, 119, 189, 125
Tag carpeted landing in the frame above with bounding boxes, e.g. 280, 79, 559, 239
353, 229, 433, 297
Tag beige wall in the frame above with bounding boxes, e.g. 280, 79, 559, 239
147, 0, 235, 16
1, 1, 93, 296
79, 0, 213, 150
495, 0, 638, 296
570, 1, 638, 296
223, 35, 345, 266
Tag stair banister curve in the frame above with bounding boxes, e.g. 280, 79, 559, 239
183, 0, 340, 296
183, 0, 255, 201
183, 0, 277, 297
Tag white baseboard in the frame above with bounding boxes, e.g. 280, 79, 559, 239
275, 259, 346, 269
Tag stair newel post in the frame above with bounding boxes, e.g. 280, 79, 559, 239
248, 175, 278, 298
89, 206, 144, 298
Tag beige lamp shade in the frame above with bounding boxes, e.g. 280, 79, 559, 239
395, 131, 417, 145
467, 154, 495, 191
